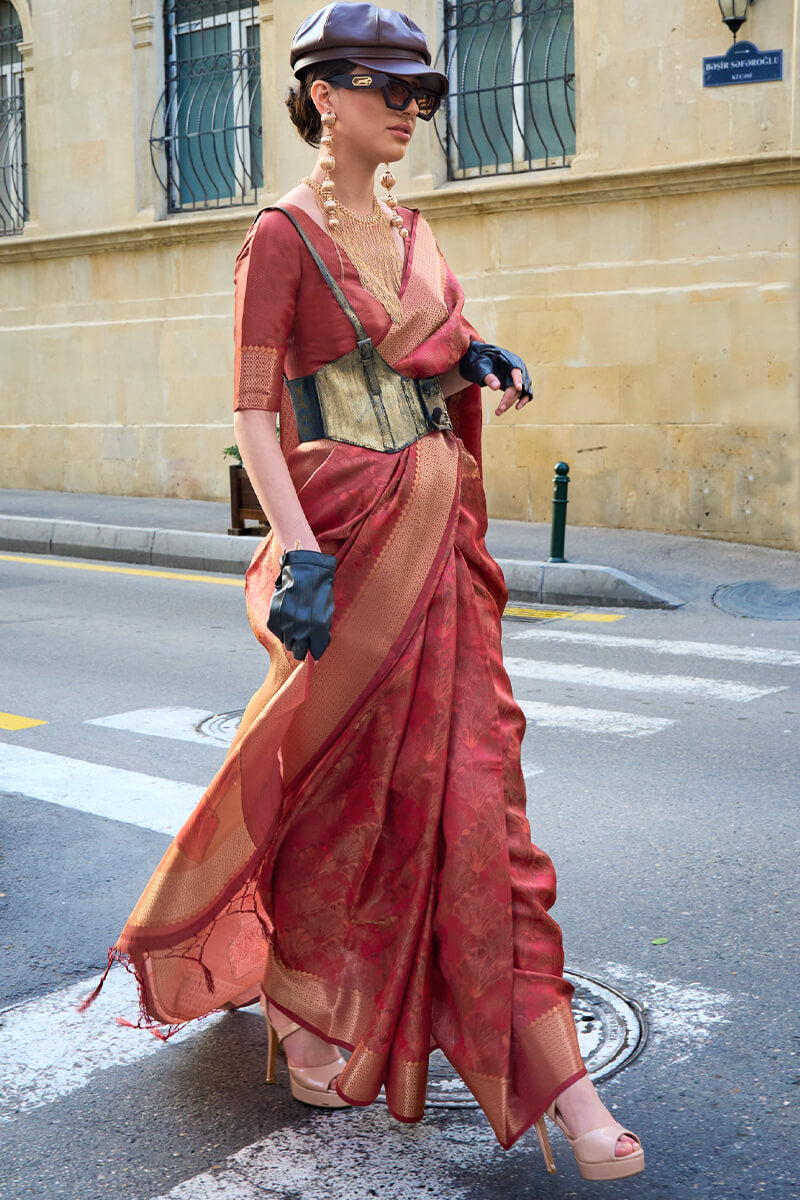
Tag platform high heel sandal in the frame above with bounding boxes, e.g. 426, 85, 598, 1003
533, 1101, 645, 1181
261, 995, 350, 1109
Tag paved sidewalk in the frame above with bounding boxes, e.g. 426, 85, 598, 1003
1, 488, 798, 609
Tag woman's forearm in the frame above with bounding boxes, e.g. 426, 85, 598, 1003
439, 364, 469, 398
233, 410, 319, 552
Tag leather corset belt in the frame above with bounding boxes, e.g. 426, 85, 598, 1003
268, 206, 453, 454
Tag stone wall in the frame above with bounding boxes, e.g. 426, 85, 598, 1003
1, 0, 798, 548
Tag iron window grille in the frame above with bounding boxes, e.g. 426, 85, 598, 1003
151, 0, 262, 212
0, 1, 27, 236
433, 0, 575, 178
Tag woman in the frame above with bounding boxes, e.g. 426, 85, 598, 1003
88, 2, 644, 1181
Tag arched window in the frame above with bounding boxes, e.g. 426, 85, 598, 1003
0, 0, 27, 235
433, 0, 575, 178
151, 0, 262, 212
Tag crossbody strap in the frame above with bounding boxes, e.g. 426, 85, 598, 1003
255, 205, 371, 348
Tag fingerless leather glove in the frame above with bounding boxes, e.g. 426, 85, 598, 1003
267, 547, 337, 661
458, 341, 532, 399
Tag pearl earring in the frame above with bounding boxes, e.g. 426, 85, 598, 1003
380, 164, 408, 239
319, 111, 338, 231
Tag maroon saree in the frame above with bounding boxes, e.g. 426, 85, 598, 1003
95, 204, 587, 1149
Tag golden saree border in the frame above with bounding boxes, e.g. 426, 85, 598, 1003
264, 943, 586, 1138
264, 943, 430, 1121
278, 433, 460, 788
376, 217, 449, 366
457, 1002, 587, 1150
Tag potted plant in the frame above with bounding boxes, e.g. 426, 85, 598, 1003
224, 444, 270, 536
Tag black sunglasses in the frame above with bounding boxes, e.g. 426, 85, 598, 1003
327, 71, 442, 121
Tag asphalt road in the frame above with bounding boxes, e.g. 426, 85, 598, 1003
1, 550, 798, 1200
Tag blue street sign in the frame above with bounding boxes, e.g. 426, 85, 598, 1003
703, 41, 783, 88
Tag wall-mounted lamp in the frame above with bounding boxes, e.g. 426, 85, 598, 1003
717, 0, 753, 43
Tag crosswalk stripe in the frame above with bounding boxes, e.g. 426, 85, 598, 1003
0, 979, 493, 1198
506, 659, 785, 702
0, 968, 223, 1123
504, 627, 800, 666
519, 700, 674, 737
0, 744, 201, 835
0, 954, 729, 1196
149, 1107, 498, 1200
87, 706, 217, 745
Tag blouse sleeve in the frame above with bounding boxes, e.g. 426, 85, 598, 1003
233, 210, 302, 412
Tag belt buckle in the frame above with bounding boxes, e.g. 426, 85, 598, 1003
417, 377, 452, 432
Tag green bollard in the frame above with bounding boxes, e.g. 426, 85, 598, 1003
548, 462, 570, 563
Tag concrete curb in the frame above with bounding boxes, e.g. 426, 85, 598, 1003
499, 558, 685, 610
0, 516, 256, 574
0, 515, 686, 608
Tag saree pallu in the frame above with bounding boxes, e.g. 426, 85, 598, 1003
101, 215, 587, 1151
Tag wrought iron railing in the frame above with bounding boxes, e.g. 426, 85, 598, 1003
433, 0, 575, 178
0, 2, 27, 235
150, 0, 262, 212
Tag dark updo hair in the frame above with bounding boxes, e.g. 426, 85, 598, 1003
286, 59, 356, 147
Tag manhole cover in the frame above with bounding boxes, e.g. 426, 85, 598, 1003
569, 970, 647, 1083
377, 970, 647, 1109
713, 582, 800, 621
196, 710, 246, 745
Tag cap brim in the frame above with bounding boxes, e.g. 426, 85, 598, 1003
347, 56, 449, 96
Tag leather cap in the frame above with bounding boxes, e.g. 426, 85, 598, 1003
290, 3, 449, 95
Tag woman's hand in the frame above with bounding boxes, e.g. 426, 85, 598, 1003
485, 366, 532, 416
458, 341, 533, 416
268, 548, 336, 661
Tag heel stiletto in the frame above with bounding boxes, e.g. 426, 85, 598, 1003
261, 994, 350, 1109
543, 1099, 645, 1181
533, 1116, 557, 1174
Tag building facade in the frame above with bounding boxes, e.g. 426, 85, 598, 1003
1, 0, 798, 549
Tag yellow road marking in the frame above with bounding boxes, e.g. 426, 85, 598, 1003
0, 711, 48, 731
0, 555, 625, 622
560, 610, 626, 623
0, 554, 245, 587
503, 605, 625, 623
